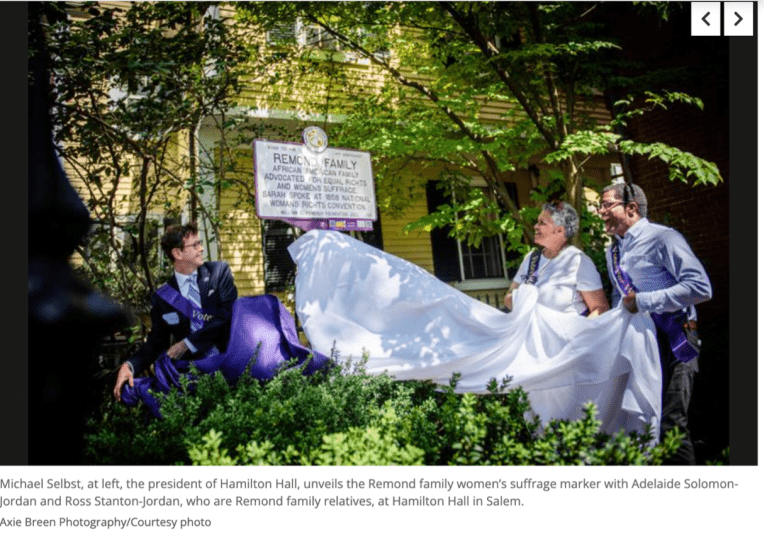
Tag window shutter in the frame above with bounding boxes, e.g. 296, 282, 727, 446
355, 217, 384, 250
426, 180, 460, 282
504, 181, 519, 208
263, 220, 297, 292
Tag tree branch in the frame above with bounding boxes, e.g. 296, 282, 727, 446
438, 2, 558, 150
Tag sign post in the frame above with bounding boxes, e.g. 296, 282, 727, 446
253, 127, 377, 231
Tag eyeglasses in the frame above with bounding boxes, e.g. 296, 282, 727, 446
598, 200, 623, 212
183, 241, 203, 249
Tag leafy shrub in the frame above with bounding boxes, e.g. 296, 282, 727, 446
84, 356, 679, 466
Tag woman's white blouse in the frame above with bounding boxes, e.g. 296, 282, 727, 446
512, 246, 603, 315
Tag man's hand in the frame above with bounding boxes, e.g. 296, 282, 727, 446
113, 363, 134, 401
167, 340, 188, 360
504, 292, 513, 310
622, 291, 639, 313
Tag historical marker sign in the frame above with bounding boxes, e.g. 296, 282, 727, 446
253, 128, 377, 231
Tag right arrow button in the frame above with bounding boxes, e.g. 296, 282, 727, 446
724, 3, 753, 36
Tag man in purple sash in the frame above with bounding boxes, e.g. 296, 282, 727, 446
599, 183, 711, 464
113, 223, 237, 400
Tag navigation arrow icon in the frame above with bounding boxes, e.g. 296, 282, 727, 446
691, 3, 723, 36
734, 12, 743, 26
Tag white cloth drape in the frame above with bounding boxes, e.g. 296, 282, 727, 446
289, 229, 661, 438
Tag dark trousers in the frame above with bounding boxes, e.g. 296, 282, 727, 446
657, 328, 700, 465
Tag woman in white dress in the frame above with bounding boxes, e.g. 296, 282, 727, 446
503, 202, 629, 428
288, 203, 662, 438
505, 201, 609, 318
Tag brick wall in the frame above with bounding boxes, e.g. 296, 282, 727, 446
624, 78, 729, 325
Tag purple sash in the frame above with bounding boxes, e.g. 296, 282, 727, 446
120, 294, 330, 417
610, 243, 698, 362
156, 284, 211, 332
521, 249, 543, 285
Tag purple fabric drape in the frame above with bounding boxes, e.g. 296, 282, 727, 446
120, 294, 330, 417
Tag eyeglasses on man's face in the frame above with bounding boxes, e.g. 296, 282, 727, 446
183, 240, 203, 249
598, 200, 624, 212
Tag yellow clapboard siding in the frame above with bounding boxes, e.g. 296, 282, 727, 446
380, 190, 435, 274
218, 147, 267, 297
62, 2, 621, 305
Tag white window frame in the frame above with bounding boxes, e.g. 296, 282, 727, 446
266, 18, 389, 65
451, 179, 511, 291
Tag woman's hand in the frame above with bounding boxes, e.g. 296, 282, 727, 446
504, 282, 519, 311
581, 289, 610, 316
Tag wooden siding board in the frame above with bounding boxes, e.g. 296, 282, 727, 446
63, 3, 620, 305
219, 149, 266, 297
380, 190, 435, 274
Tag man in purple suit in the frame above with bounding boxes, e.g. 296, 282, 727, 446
113, 223, 237, 400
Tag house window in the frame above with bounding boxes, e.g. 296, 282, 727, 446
425, 180, 517, 285
266, 19, 389, 63
80, 215, 167, 273
265, 22, 298, 46
303, 25, 340, 51
108, 75, 152, 106
460, 237, 505, 280
266, 20, 339, 50
610, 162, 625, 183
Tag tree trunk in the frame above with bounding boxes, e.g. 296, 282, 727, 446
563, 157, 583, 248
188, 121, 199, 223
138, 156, 155, 293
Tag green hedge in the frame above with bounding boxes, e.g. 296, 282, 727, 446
84, 356, 681, 465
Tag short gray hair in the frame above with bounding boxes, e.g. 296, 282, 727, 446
602, 182, 648, 218
542, 201, 579, 239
